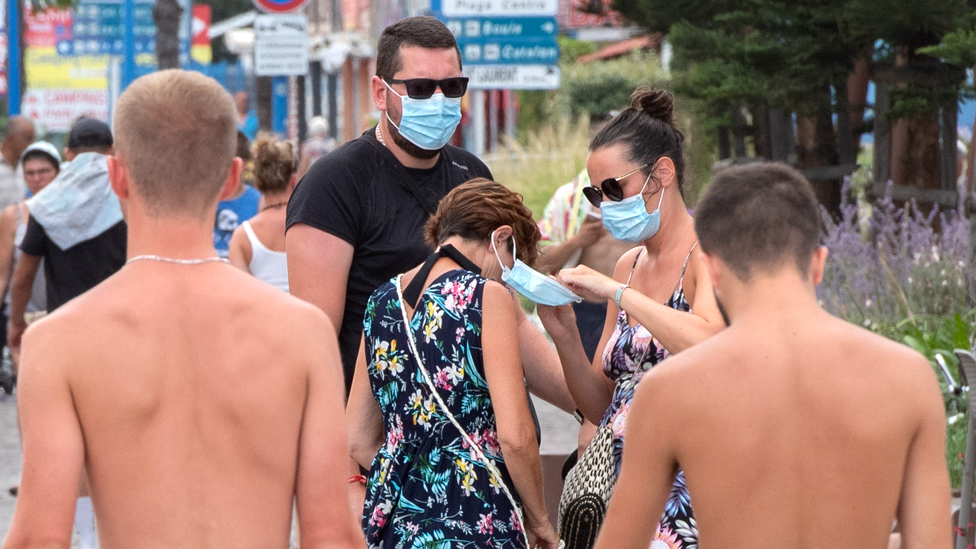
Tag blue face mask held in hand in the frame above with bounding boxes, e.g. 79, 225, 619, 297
600, 172, 665, 243
384, 81, 462, 151
491, 229, 582, 306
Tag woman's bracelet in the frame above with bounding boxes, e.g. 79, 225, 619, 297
348, 474, 367, 485
614, 283, 630, 309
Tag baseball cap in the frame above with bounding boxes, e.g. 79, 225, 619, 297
20, 141, 62, 166
67, 118, 113, 149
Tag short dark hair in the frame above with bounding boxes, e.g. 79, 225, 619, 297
591, 85, 686, 197
375, 16, 461, 80
21, 150, 59, 169
426, 178, 541, 267
694, 163, 821, 281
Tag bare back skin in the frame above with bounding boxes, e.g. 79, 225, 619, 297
8, 263, 360, 548
596, 302, 951, 549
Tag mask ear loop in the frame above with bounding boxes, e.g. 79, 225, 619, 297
490, 228, 506, 268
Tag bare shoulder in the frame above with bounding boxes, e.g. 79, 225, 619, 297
611, 246, 643, 280
828, 316, 934, 380
482, 279, 517, 309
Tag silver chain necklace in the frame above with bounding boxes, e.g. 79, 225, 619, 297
126, 255, 228, 266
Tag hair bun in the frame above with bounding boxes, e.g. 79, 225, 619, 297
630, 85, 674, 126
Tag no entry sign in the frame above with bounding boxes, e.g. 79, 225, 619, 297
251, 0, 308, 15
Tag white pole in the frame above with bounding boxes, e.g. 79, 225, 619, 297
470, 89, 486, 158
505, 89, 516, 142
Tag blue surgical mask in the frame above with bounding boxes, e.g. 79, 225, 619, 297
384, 81, 462, 151
600, 173, 665, 243
491, 229, 582, 306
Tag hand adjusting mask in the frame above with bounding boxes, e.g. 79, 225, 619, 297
491, 229, 582, 306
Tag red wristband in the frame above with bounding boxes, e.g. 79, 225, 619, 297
348, 474, 367, 485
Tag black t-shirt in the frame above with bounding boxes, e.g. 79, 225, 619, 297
20, 217, 127, 311
286, 128, 493, 390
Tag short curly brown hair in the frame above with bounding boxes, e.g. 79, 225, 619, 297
425, 178, 541, 266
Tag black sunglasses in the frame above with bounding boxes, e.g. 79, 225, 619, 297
385, 77, 469, 99
582, 164, 649, 208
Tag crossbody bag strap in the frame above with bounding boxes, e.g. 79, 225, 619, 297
394, 275, 529, 545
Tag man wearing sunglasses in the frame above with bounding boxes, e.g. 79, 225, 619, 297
286, 16, 492, 394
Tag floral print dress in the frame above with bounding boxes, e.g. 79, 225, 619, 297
362, 269, 526, 549
600, 246, 698, 549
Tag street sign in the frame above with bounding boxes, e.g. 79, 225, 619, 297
254, 14, 308, 76
460, 38, 558, 65
438, 0, 558, 16
252, 0, 309, 14
466, 64, 560, 90
444, 16, 557, 41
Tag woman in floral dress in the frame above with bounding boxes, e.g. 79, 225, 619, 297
539, 86, 726, 549
347, 179, 560, 549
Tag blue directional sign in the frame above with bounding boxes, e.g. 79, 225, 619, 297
459, 38, 559, 65
54, 0, 189, 62
444, 17, 557, 41
432, 0, 560, 89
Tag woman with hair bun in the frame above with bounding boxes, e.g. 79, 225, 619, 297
228, 136, 297, 291
346, 178, 560, 549
539, 85, 725, 549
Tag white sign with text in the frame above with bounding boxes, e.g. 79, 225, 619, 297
254, 14, 308, 76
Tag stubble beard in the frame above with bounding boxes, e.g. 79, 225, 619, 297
384, 93, 442, 161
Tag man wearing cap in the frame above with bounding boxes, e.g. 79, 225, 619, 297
7, 117, 126, 353
0, 117, 36, 210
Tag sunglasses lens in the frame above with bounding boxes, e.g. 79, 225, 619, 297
405, 79, 438, 99
582, 186, 603, 208
441, 77, 469, 98
600, 178, 625, 202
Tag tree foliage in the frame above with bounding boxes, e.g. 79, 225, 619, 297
611, 0, 976, 158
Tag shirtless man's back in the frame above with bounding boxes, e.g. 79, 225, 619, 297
4, 70, 363, 549
595, 163, 950, 549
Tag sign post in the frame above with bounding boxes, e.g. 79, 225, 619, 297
7, 0, 19, 114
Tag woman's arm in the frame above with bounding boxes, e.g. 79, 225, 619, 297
345, 337, 384, 469
612, 251, 723, 353
481, 283, 559, 549
0, 205, 21, 296
537, 302, 616, 423
227, 225, 252, 272
558, 250, 724, 355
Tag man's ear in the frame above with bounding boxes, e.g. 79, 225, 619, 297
218, 157, 245, 201
810, 245, 829, 286
107, 155, 129, 200
702, 251, 723, 291
371, 75, 388, 112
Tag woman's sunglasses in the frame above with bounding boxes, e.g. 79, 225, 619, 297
385, 77, 470, 99
582, 164, 649, 208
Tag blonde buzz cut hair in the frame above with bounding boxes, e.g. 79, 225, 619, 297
113, 69, 237, 218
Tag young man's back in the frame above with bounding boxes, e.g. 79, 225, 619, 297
5, 69, 363, 549
594, 163, 950, 549
638, 308, 947, 548
29, 265, 344, 546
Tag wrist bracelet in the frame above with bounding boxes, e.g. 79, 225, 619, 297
614, 284, 630, 309
348, 474, 367, 485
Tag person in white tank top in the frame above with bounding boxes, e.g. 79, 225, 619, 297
228, 136, 296, 292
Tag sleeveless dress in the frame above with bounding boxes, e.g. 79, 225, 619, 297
362, 269, 526, 549
600, 245, 698, 548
